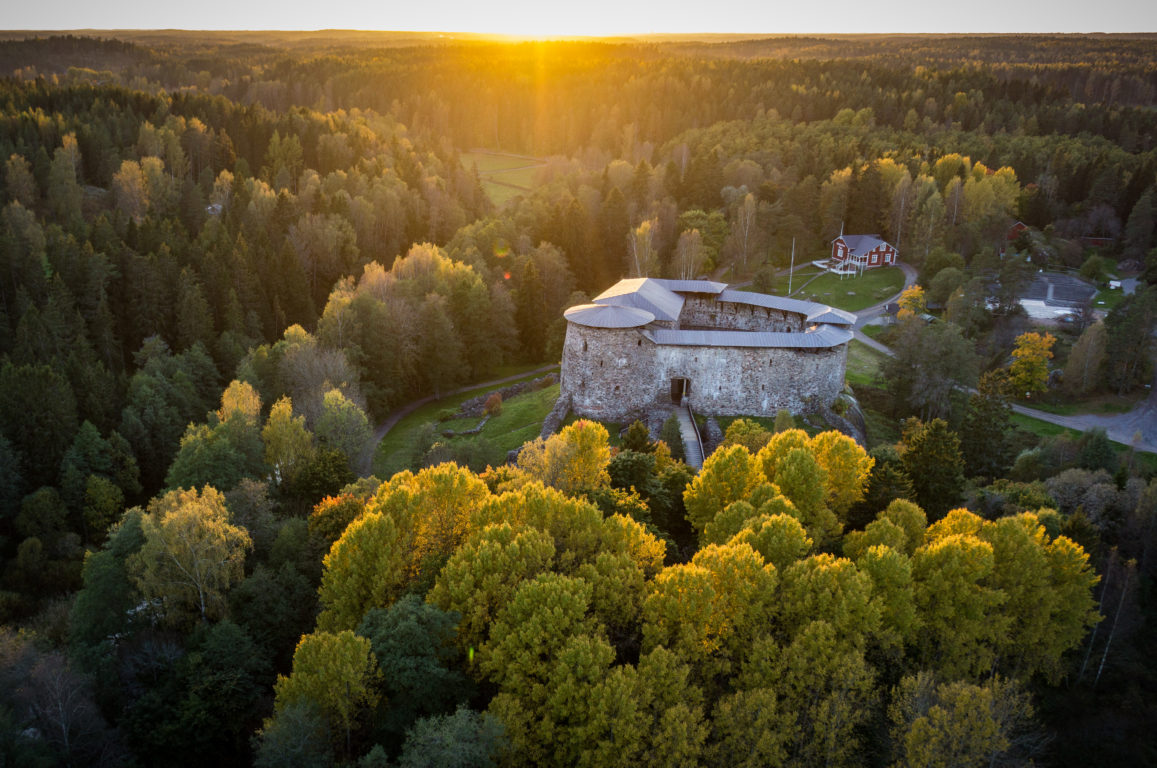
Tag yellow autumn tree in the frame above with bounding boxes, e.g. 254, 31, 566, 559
131, 486, 251, 625
896, 285, 926, 318
517, 420, 611, 494
1009, 331, 1055, 399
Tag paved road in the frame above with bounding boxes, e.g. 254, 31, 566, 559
366, 364, 561, 472
847, 266, 1157, 454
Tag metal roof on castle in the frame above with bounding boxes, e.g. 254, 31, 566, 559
648, 279, 728, 295
643, 325, 853, 349
716, 289, 856, 326
592, 278, 685, 322
563, 303, 655, 329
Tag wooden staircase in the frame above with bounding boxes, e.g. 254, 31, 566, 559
676, 404, 704, 470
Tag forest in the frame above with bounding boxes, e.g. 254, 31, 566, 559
0, 30, 1155, 767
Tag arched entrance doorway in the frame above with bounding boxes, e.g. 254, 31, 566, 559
670, 377, 691, 405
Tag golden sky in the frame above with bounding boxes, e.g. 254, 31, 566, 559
5, 0, 1154, 34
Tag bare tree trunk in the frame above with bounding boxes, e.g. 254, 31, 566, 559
1094, 564, 1132, 687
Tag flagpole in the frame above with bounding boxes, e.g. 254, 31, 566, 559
788, 238, 795, 295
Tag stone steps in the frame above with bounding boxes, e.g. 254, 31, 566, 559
676, 406, 704, 470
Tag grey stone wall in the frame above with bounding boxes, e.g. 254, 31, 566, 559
678, 296, 801, 332
560, 324, 657, 421
560, 321, 848, 422
652, 344, 846, 417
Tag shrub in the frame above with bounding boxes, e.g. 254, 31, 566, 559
484, 393, 503, 417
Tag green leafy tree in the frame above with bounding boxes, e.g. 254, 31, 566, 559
263, 396, 315, 484
900, 419, 965, 521
317, 510, 408, 632
131, 486, 252, 625
0, 361, 77, 489
357, 596, 473, 742
396, 707, 505, 768
720, 418, 772, 453
315, 389, 372, 470
515, 258, 547, 362
912, 531, 1006, 678
517, 420, 611, 494
621, 420, 655, 453
429, 523, 556, 653
1063, 321, 1108, 396
683, 444, 763, 534
273, 631, 381, 757
882, 318, 978, 420
960, 374, 1013, 479
254, 701, 333, 768
889, 673, 1038, 768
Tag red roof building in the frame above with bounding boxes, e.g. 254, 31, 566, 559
829, 234, 897, 273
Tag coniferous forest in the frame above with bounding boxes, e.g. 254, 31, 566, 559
0, 31, 1156, 767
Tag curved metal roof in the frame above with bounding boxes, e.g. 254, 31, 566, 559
593, 278, 684, 322
564, 303, 655, 329
642, 325, 853, 349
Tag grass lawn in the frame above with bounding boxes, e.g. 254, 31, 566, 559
1092, 287, 1126, 311
466, 383, 561, 456
846, 339, 887, 387
373, 369, 557, 479
1022, 391, 1144, 417
744, 266, 824, 295
488, 165, 539, 189
793, 266, 905, 311
460, 152, 537, 173
461, 151, 544, 206
862, 407, 900, 449
860, 324, 889, 339
1009, 413, 1081, 439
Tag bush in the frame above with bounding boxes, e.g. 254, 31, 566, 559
483, 393, 503, 417
660, 413, 684, 463
622, 420, 655, 453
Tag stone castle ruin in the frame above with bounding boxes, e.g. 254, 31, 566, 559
560, 278, 855, 421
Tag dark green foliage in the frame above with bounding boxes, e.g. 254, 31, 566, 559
609, 449, 657, 493
119, 338, 220, 490
396, 707, 505, 768
661, 413, 685, 462
231, 563, 319, 671
176, 621, 271, 764
1077, 428, 1118, 474
120, 622, 270, 768
0, 435, 21, 520
622, 420, 655, 453
847, 445, 916, 530
515, 259, 547, 362
882, 318, 978, 421
900, 418, 965, 521
70, 508, 145, 652
1103, 287, 1157, 394
357, 596, 474, 747
973, 479, 1056, 519
960, 390, 1013, 480
0, 361, 77, 489
283, 448, 356, 509
253, 701, 333, 768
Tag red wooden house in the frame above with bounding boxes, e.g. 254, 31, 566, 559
829, 234, 897, 273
